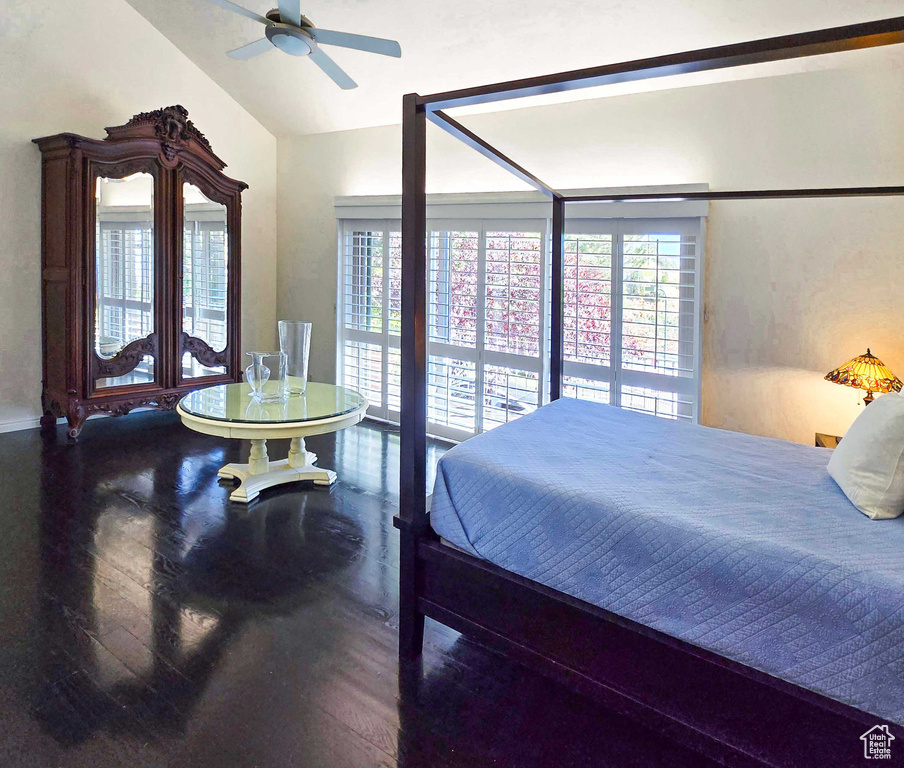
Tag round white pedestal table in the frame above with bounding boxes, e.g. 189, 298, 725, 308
177, 380, 367, 503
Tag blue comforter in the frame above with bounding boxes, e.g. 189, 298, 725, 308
431, 398, 904, 723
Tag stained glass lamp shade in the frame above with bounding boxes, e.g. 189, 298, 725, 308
825, 349, 903, 405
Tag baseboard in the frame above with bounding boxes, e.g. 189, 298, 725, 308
0, 408, 161, 436
0, 417, 52, 434
363, 415, 459, 447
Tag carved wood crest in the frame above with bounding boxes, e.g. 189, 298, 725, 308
132, 105, 211, 162
93, 334, 159, 379
182, 332, 228, 368
105, 106, 226, 170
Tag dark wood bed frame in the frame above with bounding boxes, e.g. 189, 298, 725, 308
395, 17, 904, 767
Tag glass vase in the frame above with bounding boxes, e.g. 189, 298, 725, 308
278, 321, 312, 396
245, 351, 287, 402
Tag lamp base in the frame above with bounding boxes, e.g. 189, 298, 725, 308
864, 391, 875, 406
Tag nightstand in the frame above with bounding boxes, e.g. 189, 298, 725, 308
815, 433, 842, 449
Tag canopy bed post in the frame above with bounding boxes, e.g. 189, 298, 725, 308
398, 92, 429, 659
550, 195, 565, 401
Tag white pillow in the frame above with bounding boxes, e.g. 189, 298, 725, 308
827, 393, 904, 519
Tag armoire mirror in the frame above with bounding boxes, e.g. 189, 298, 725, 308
182, 181, 228, 380
94, 171, 157, 389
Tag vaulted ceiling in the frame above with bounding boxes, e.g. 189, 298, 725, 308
125, 0, 904, 136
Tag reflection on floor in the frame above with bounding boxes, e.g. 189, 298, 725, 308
0, 412, 714, 767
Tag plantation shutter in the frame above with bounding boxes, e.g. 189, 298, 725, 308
427, 227, 480, 437
562, 217, 701, 421
481, 225, 545, 432
339, 223, 402, 419
561, 223, 617, 405
424, 221, 546, 440
617, 219, 698, 421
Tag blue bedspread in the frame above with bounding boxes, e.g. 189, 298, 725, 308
430, 398, 904, 724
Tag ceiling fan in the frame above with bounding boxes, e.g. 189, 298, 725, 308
205, 0, 401, 89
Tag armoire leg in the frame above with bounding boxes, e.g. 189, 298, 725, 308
66, 410, 86, 440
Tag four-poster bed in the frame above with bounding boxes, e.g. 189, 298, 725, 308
395, 17, 904, 767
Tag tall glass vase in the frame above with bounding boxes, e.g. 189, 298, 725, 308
279, 321, 312, 396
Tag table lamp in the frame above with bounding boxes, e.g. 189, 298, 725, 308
824, 349, 902, 405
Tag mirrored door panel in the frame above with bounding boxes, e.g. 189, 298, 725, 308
182, 182, 228, 380
94, 171, 157, 390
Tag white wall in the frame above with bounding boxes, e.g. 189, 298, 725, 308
278, 56, 904, 444
0, 0, 278, 432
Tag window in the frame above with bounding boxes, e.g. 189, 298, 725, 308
340, 224, 402, 422
563, 218, 700, 421
338, 202, 703, 438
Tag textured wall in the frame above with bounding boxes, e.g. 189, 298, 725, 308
0, 0, 277, 432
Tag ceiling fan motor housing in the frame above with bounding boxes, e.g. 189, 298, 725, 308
265, 9, 314, 26
265, 23, 317, 56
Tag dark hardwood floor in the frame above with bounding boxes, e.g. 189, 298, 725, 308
0, 412, 716, 767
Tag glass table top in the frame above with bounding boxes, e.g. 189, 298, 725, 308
178, 380, 367, 424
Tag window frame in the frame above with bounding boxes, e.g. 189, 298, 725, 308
337, 195, 705, 436
564, 216, 704, 422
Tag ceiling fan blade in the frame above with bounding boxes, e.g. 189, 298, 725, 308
308, 48, 357, 90
227, 37, 274, 60
310, 28, 401, 58
277, 0, 302, 27
203, 0, 269, 24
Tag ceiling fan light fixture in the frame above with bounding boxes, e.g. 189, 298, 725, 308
265, 24, 315, 56
206, 0, 400, 88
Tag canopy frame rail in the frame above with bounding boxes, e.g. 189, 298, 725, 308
561, 186, 904, 202
417, 16, 904, 111
426, 110, 559, 197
